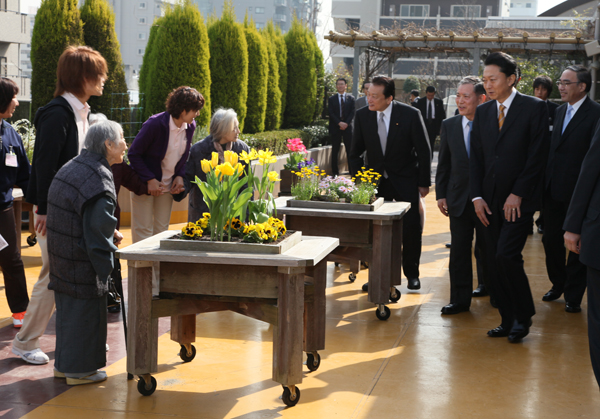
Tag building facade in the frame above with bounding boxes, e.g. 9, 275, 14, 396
0, 0, 30, 104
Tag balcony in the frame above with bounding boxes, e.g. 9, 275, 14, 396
274, 14, 287, 22
274, 0, 286, 6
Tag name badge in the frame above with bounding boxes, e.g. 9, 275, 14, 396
5, 146, 17, 168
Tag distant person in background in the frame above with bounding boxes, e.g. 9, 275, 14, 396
0, 77, 30, 328
410, 90, 420, 106
328, 78, 355, 176
416, 86, 446, 155
355, 80, 371, 111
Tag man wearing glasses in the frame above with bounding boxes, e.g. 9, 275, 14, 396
542, 66, 600, 313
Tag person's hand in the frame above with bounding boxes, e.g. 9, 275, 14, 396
339, 122, 348, 130
564, 231, 581, 254
503, 193, 522, 222
474, 199, 492, 227
35, 214, 47, 236
437, 198, 448, 216
170, 176, 185, 195
147, 179, 164, 196
113, 230, 124, 247
419, 186, 429, 198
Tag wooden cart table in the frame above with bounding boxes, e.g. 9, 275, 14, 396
275, 197, 410, 320
117, 231, 339, 406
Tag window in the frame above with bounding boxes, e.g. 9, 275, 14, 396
345, 18, 360, 30
255, 22, 265, 29
138, 48, 145, 55
139, 2, 146, 9
451, 5, 481, 18
388, 5, 396, 16
526, 3, 532, 7
138, 33, 146, 40
255, 7, 265, 14
139, 17, 146, 24
400, 4, 429, 17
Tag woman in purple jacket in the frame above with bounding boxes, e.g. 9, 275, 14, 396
128, 86, 204, 244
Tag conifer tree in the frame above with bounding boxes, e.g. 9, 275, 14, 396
311, 32, 325, 121
266, 21, 287, 124
30, 0, 84, 113
283, 17, 315, 127
138, 19, 162, 121
208, 1, 248, 130
243, 15, 268, 134
260, 24, 282, 131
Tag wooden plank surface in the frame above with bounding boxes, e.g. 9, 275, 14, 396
287, 197, 384, 212
275, 197, 410, 221
286, 216, 371, 245
160, 231, 302, 254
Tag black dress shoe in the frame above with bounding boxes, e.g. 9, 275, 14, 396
537, 226, 544, 234
542, 289, 562, 302
487, 325, 510, 337
441, 303, 470, 315
508, 319, 532, 343
490, 298, 498, 308
407, 278, 421, 290
472, 285, 488, 297
445, 243, 451, 249
362, 283, 368, 292
565, 302, 582, 313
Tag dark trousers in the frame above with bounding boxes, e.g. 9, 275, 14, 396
542, 190, 587, 304
425, 121, 438, 156
330, 127, 352, 175
378, 178, 421, 279
0, 205, 29, 313
587, 266, 600, 388
483, 199, 536, 326
449, 202, 487, 306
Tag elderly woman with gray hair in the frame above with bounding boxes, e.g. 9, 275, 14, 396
184, 108, 250, 222
46, 120, 126, 385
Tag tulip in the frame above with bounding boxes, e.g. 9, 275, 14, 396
211, 151, 219, 168
201, 159, 211, 173
218, 162, 235, 177
267, 171, 281, 182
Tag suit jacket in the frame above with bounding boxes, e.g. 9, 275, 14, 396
416, 97, 446, 134
328, 93, 355, 132
563, 121, 600, 270
350, 101, 431, 198
436, 115, 471, 217
470, 91, 549, 213
547, 100, 559, 130
355, 96, 368, 111
545, 96, 600, 203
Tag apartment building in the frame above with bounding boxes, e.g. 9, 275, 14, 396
0, 0, 30, 104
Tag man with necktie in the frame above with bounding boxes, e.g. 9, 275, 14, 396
416, 85, 446, 155
541, 65, 600, 313
328, 78, 355, 175
350, 76, 431, 293
470, 52, 549, 343
436, 76, 487, 314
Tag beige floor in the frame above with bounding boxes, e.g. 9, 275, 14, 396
2, 192, 600, 418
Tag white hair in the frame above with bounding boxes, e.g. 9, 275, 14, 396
210, 108, 238, 142
84, 120, 123, 157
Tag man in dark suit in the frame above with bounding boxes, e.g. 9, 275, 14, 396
436, 76, 487, 314
410, 90, 420, 107
542, 66, 600, 313
564, 122, 600, 388
470, 52, 549, 343
416, 85, 446, 155
355, 80, 370, 111
350, 76, 431, 291
328, 78, 355, 175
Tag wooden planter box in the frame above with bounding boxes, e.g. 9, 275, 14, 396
287, 197, 384, 212
159, 230, 302, 254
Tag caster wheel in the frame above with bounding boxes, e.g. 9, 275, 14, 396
349, 273, 356, 282
137, 376, 157, 396
334, 262, 339, 267
27, 235, 37, 246
282, 386, 301, 407
127, 373, 134, 380
376, 306, 391, 321
306, 353, 321, 372
179, 344, 196, 362
389, 289, 401, 303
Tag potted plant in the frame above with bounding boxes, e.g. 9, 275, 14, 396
280, 138, 314, 196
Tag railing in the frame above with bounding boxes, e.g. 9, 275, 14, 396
274, 14, 287, 22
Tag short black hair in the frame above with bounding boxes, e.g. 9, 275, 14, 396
0, 77, 19, 114
361, 79, 370, 90
533, 75, 553, 95
484, 52, 518, 87
166, 86, 205, 119
410, 89, 420, 97
425, 85, 436, 93
372, 76, 395, 99
565, 65, 592, 93
475, 82, 486, 96
336, 78, 347, 85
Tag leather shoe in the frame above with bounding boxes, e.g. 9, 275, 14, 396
441, 303, 469, 315
361, 283, 368, 292
508, 319, 532, 343
472, 285, 488, 297
445, 242, 451, 248
407, 278, 420, 290
542, 289, 562, 302
565, 302, 582, 313
487, 325, 510, 337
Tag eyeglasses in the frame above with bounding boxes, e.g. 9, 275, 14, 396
556, 81, 581, 86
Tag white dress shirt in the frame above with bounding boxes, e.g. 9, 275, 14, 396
161, 116, 188, 190
62, 92, 90, 153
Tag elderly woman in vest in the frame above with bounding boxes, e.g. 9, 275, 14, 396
47, 121, 126, 385
184, 108, 250, 222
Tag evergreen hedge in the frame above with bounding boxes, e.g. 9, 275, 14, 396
30, 0, 84, 114
266, 22, 287, 124
139, 1, 211, 127
80, 0, 130, 133
310, 32, 325, 121
242, 16, 268, 134
260, 26, 282, 131
208, 1, 248, 131
138, 19, 161, 121
283, 17, 316, 127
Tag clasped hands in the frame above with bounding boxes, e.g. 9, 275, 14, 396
147, 176, 184, 196
473, 193, 522, 227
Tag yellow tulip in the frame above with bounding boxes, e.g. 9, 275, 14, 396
200, 159, 211, 173
211, 152, 219, 168
218, 162, 235, 177
224, 150, 238, 166
267, 171, 281, 182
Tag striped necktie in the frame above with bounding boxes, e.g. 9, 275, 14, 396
498, 104, 506, 131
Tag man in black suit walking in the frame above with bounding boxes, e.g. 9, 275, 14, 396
328, 78, 355, 175
350, 76, 431, 292
470, 52, 549, 343
436, 76, 487, 314
416, 85, 446, 155
564, 122, 600, 388
542, 66, 600, 313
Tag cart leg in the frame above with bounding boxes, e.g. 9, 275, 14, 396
391, 218, 403, 287
304, 259, 326, 353
370, 220, 394, 305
